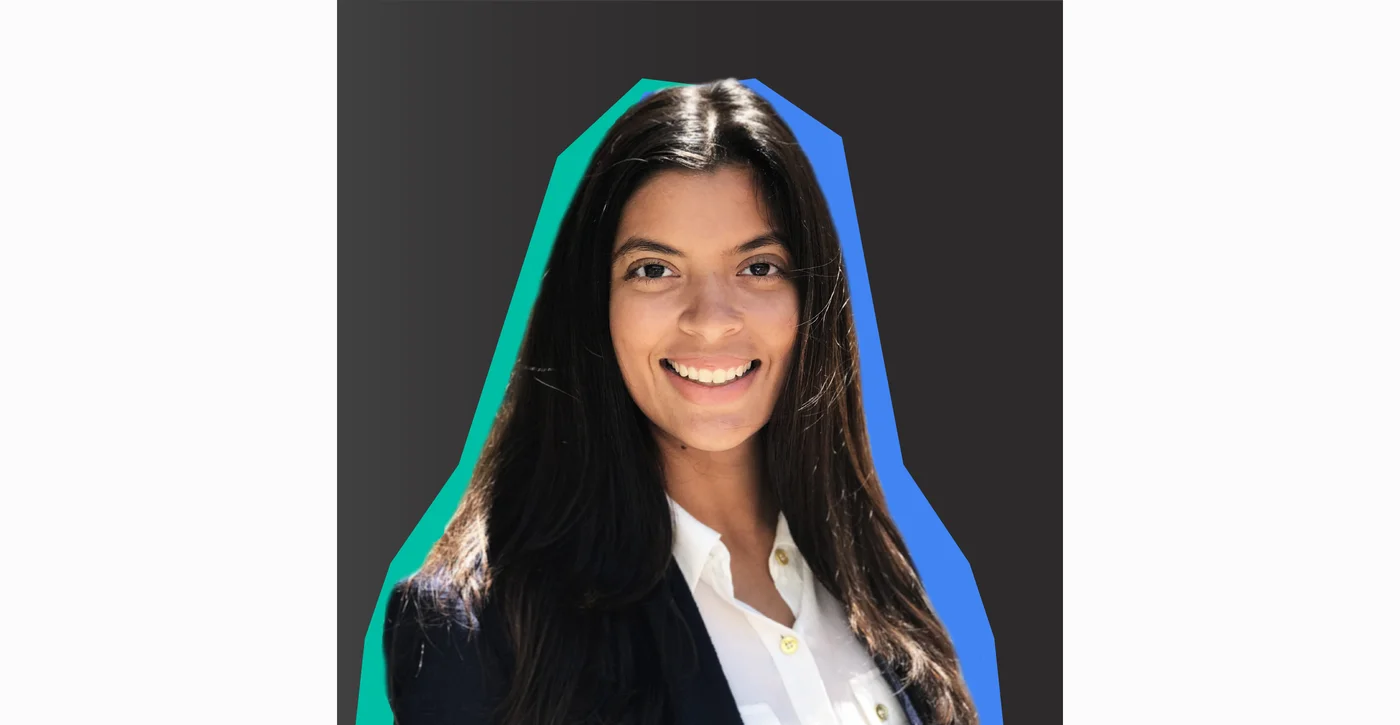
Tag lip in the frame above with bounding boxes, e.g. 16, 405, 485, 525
661, 358, 761, 406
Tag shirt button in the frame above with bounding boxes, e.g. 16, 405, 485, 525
779, 635, 799, 654
774, 548, 790, 565
875, 703, 889, 721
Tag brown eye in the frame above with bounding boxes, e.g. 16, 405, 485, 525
627, 262, 676, 280
739, 261, 783, 277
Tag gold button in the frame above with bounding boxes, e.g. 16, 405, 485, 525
779, 635, 799, 654
875, 703, 889, 721
774, 548, 790, 565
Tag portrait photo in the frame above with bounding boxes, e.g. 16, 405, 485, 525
341, 3, 1062, 724
9, 2, 1397, 725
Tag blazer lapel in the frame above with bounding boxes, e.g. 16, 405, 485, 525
643, 560, 745, 725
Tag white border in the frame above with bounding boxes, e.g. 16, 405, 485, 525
1066, 1, 1400, 722
0, 1, 337, 722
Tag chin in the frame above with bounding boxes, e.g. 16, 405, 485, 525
671, 424, 760, 453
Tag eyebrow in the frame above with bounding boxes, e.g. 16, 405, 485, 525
612, 233, 785, 262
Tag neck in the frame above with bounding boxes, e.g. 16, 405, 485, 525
657, 428, 777, 542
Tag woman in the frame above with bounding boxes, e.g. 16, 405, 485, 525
384, 79, 977, 725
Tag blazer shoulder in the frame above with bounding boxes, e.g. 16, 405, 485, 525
383, 576, 508, 724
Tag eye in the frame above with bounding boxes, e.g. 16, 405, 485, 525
626, 261, 677, 281
739, 259, 786, 278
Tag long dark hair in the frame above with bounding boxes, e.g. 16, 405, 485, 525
415, 79, 977, 725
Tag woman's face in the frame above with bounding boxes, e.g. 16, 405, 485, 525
609, 165, 800, 453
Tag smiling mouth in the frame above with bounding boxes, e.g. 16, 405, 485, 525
661, 359, 761, 387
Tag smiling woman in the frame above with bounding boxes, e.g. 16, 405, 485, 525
383, 79, 977, 725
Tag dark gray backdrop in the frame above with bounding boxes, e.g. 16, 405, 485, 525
341, 1, 1061, 722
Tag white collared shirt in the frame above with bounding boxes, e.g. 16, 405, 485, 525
668, 497, 908, 725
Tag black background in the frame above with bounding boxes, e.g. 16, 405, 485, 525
341, 1, 1061, 722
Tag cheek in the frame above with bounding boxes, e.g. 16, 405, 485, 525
751, 290, 800, 361
609, 292, 670, 374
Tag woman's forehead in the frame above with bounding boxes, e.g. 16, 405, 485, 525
613, 167, 776, 253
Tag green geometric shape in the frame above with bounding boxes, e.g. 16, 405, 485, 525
353, 78, 687, 725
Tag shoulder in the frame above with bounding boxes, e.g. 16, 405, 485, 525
383, 576, 509, 724
385, 575, 486, 636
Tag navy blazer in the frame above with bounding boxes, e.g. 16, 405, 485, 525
384, 558, 925, 725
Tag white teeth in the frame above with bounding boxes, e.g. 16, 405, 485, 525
667, 360, 756, 385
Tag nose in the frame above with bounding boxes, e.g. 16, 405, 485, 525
677, 272, 742, 342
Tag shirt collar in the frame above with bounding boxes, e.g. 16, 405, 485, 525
668, 495, 723, 594
772, 507, 798, 554
666, 494, 799, 594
